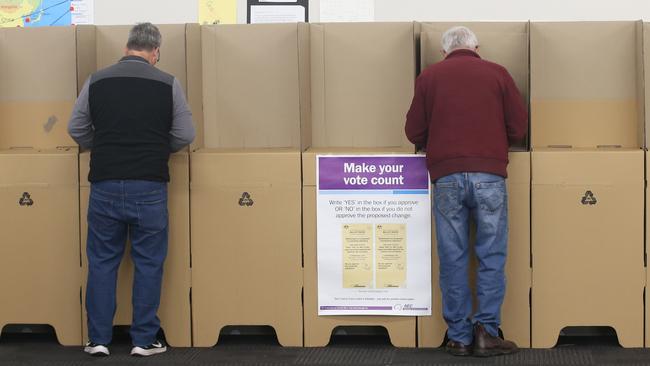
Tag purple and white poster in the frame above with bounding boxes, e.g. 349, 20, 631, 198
317, 155, 432, 316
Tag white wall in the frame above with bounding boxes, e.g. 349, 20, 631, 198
93, 0, 650, 25
372, 0, 650, 22
94, 0, 197, 25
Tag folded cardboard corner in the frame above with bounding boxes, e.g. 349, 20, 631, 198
0, 148, 81, 345
531, 148, 644, 348
190, 149, 303, 347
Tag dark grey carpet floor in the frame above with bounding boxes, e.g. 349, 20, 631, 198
1, 332, 649, 366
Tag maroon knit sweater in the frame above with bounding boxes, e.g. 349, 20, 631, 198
405, 49, 528, 181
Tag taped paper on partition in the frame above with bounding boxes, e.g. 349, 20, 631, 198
43, 116, 58, 133
317, 155, 431, 316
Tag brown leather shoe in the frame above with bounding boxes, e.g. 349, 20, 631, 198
445, 340, 472, 356
473, 323, 519, 357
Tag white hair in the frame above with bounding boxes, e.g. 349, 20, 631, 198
441, 26, 479, 53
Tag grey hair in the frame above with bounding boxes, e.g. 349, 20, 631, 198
441, 26, 478, 53
126, 22, 162, 51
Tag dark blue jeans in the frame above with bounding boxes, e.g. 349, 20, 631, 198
433, 173, 508, 345
86, 180, 168, 347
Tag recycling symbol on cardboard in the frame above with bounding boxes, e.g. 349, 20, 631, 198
19, 192, 34, 207
238, 192, 254, 207
581, 191, 597, 205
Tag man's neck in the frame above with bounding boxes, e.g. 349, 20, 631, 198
125, 50, 153, 64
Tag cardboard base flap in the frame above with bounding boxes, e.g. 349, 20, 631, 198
191, 148, 303, 347
0, 150, 81, 346
531, 149, 644, 348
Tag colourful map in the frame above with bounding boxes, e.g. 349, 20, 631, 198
0, 0, 72, 28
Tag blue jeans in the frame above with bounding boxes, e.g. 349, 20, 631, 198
86, 180, 169, 347
433, 172, 508, 345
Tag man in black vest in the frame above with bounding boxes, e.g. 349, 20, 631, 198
68, 23, 195, 357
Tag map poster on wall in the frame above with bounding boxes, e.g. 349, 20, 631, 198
1, 0, 94, 27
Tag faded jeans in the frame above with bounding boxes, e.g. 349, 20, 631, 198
433, 172, 508, 345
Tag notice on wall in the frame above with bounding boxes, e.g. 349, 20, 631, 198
250, 4, 305, 23
247, 0, 308, 23
199, 0, 237, 25
320, 0, 374, 22
71, 0, 94, 25
317, 155, 431, 316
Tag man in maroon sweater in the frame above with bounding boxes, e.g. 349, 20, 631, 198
405, 26, 527, 357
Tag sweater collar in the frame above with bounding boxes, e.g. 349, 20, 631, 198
445, 49, 481, 60
119, 55, 150, 64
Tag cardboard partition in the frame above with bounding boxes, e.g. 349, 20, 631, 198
79, 152, 191, 347
192, 23, 306, 346
646, 151, 650, 348
308, 22, 416, 150
531, 21, 644, 149
418, 152, 531, 348
419, 22, 529, 151
0, 26, 83, 344
186, 23, 204, 151
76, 24, 189, 94
0, 148, 81, 345
75, 24, 201, 149
645, 22, 650, 148
190, 149, 303, 347
302, 148, 417, 347
0, 27, 79, 149
199, 23, 309, 150
531, 149, 644, 348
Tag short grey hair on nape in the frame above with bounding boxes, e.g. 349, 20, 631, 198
127, 22, 162, 51
441, 26, 479, 53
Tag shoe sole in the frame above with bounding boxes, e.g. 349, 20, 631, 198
88, 352, 109, 357
131, 347, 167, 357
84, 346, 109, 357
473, 348, 519, 358
445, 348, 471, 357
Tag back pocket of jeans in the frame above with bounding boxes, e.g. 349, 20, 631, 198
476, 181, 506, 212
434, 182, 461, 216
135, 199, 168, 234
88, 194, 116, 230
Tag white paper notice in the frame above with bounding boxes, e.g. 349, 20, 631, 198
317, 155, 432, 316
71, 0, 94, 25
250, 5, 305, 23
320, 0, 374, 22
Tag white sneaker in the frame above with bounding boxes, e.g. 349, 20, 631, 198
130, 340, 167, 357
84, 342, 109, 357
